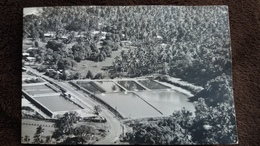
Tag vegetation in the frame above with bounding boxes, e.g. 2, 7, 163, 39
93, 105, 102, 115
33, 126, 45, 144
45, 136, 52, 144
22, 106, 44, 119
52, 112, 80, 139
51, 111, 105, 144
93, 73, 104, 79
156, 75, 203, 95
24, 77, 44, 83
23, 6, 231, 84
108, 6, 231, 86
123, 108, 194, 145
86, 70, 94, 79
23, 135, 30, 143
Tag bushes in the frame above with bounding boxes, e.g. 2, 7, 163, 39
124, 108, 194, 145
189, 73, 232, 107
46, 40, 64, 52
36, 65, 48, 72
86, 70, 94, 79
34, 41, 39, 47
24, 77, 44, 83
94, 73, 104, 79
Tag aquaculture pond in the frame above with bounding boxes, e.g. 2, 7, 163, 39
25, 89, 55, 95
22, 84, 47, 90
136, 91, 195, 116
95, 92, 162, 119
22, 84, 57, 95
138, 80, 171, 90
94, 81, 125, 92
76, 81, 105, 93
34, 95, 81, 112
117, 80, 146, 91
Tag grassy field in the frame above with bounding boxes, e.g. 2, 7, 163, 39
22, 119, 55, 143
75, 47, 127, 77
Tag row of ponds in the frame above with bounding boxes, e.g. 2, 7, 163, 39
76, 80, 195, 119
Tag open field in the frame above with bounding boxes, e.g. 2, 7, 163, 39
34, 95, 81, 112
22, 119, 55, 140
75, 47, 128, 77
95, 92, 162, 119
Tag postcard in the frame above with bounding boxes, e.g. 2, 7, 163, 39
22, 6, 237, 145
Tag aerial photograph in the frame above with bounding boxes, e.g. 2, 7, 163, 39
22, 6, 237, 145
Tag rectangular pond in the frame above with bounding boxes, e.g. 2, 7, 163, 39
34, 95, 81, 112
25, 89, 55, 95
22, 84, 47, 90
117, 80, 146, 91
22, 84, 57, 96
76, 81, 105, 93
93, 81, 125, 92
138, 80, 171, 90
95, 92, 162, 119
136, 91, 195, 116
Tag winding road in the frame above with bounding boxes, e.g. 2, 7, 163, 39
25, 67, 123, 144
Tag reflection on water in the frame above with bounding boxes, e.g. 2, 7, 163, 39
95, 81, 125, 92
138, 80, 170, 89
77, 82, 103, 93
137, 91, 195, 116
95, 92, 162, 118
117, 81, 146, 91
96, 90, 195, 118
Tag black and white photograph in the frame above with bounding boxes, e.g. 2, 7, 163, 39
22, 6, 238, 145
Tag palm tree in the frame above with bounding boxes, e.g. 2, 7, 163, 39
24, 135, 30, 143
33, 126, 45, 144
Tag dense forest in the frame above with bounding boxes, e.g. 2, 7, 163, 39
23, 6, 236, 144
23, 6, 231, 86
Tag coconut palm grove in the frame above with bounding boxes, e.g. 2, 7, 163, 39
22, 6, 237, 145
